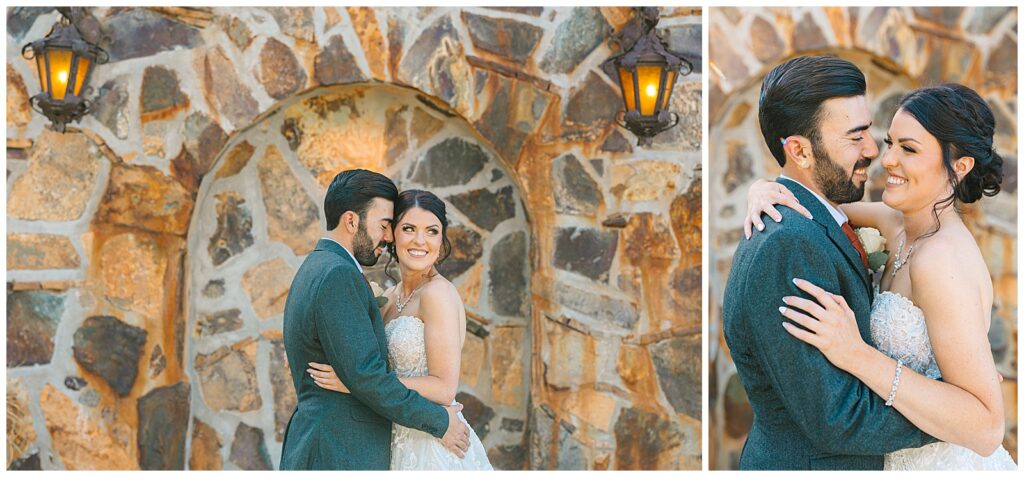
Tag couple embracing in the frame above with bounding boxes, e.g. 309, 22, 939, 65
279, 170, 493, 470
724, 56, 1016, 470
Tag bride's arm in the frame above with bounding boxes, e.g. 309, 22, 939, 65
398, 282, 464, 406
782, 249, 1004, 456
837, 201, 901, 231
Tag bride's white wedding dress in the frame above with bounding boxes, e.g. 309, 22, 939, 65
385, 315, 493, 470
871, 290, 1016, 470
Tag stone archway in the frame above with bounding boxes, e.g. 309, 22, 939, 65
183, 83, 532, 470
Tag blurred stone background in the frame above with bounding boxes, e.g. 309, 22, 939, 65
6, 6, 701, 470
708, 6, 1018, 470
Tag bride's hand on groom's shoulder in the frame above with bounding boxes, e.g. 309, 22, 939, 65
307, 362, 350, 393
778, 278, 870, 371
744, 178, 813, 239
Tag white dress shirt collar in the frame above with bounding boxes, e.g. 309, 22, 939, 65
778, 174, 849, 226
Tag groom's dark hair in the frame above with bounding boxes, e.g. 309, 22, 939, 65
759, 55, 866, 167
324, 169, 399, 231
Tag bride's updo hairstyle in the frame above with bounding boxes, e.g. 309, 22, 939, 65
384, 189, 452, 281
897, 84, 1003, 236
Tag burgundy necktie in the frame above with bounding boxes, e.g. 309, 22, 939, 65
840, 222, 870, 270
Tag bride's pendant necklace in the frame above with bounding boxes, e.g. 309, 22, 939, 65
891, 236, 915, 278
395, 279, 429, 313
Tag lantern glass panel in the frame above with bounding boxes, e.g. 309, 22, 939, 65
636, 64, 664, 116
661, 70, 677, 110
35, 54, 48, 94
73, 57, 90, 96
46, 48, 73, 100
618, 67, 637, 112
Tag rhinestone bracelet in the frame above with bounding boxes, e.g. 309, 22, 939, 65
885, 359, 903, 407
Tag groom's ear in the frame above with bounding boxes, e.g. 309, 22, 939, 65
341, 210, 360, 233
783, 135, 814, 169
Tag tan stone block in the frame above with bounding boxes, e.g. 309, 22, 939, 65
95, 164, 194, 235
188, 418, 223, 470
7, 64, 32, 127
7, 233, 81, 270
96, 232, 176, 321
564, 388, 617, 432
40, 384, 134, 469
6, 378, 37, 466
411, 107, 445, 145
491, 326, 526, 407
7, 130, 104, 221
616, 344, 659, 396
214, 141, 255, 179
456, 262, 483, 309
623, 213, 680, 263
610, 161, 682, 202
286, 90, 389, 189
194, 338, 262, 412
460, 332, 486, 388
257, 146, 320, 256
242, 257, 295, 320
347, 7, 388, 80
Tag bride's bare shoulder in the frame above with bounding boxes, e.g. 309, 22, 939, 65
910, 231, 991, 300
421, 275, 460, 302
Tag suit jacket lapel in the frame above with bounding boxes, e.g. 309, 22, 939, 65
776, 178, 872, 296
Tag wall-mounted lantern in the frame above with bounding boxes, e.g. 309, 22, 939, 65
21, 8, 108, 132
602, 7, 692, 146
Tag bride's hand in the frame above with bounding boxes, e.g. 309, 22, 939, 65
307, 362, 350, 393
744, 179, 813, 239
779, 278, 870, 371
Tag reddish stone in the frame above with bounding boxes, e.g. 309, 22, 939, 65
259, 37, 307, 100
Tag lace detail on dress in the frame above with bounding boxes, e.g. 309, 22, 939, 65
870, 291, 941, 380
385, 316, 429, 378
384, 316, 493, 470
870, 291, 1017, 470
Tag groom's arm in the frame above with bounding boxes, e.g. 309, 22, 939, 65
744, 227, 937, 455
314, 265, 449, 438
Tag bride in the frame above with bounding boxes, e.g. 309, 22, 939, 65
306, 190, 493, 470
744, 83, 1015, 470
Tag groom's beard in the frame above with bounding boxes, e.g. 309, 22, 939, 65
812, 139, 869, 205
352, 222, 384, 267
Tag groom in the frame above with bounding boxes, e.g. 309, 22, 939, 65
279, 169, 470, 470
722, 56, 936, 469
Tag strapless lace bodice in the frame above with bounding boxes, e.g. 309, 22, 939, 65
385, 316, 429, 378
382, 315, 492, 470
870, 291, 942, 380
870, 291, 1016, 470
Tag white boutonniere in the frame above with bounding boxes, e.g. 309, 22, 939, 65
368, 280, 388, 308
854, 227, 889, 273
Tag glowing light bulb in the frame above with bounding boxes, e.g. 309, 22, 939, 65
58, 70, 68, 84
645, 83, 657, 98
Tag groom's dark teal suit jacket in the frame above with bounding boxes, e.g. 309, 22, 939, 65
723, 178, 936, 470
279, 239, 448, 470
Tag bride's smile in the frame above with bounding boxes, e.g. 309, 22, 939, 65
395, 207, 443, 272
880, 110, 961, 215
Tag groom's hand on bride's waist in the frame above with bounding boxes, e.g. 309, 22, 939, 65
440, 403, 470, 458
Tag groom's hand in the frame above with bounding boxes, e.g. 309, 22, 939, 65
440, 403, 470, 458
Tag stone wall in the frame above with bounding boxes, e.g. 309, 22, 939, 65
707, 6, 1018, 470
7, 6, 702, 470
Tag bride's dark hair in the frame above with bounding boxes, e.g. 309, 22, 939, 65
384, 189, 452, 282
896, 83, 1003, 238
